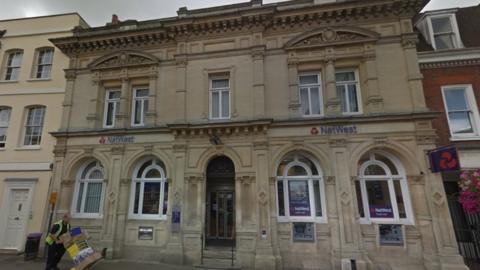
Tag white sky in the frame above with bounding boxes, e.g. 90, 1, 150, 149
0, 0, 478, 26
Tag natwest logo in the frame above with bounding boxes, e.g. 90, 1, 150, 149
99, 135, 135, 145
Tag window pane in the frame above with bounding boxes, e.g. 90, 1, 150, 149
355, 181, 365, 218
142, 182, 160, 214
277, 181, 285, 216
300, 88, 310, 115
313, 180, 322, 217
211, 92, 220, 118
76, 183, 84, 213
106, 103, 115, 126
212, 79, 229, 89
9, 68, 20, 81
109, 91, 121, 99
435, 35, 455, 50
366, 181, 393, 218
134, 100, 142, 124
394, 180, 407, 219
133, 182, 140, 214
136, 89, 149, 97
137, 160, 153, 178
374, 154, 399, 175
287, 166, 308, 176
449, 111, 474, 134
84, 183, 102, 213
221, 91, 229, 118
348, 84, 359, 112
310, 87, 321, 115
431, 17, 453, 33
0, 128, 7, 141
11, 53, 23, 67
337, 85, 348, 112
288, 180, 311, 216
89, 169, 103, 180
336, 72, 355, 82
145, 168, 161, 178
82, 162, 97, 179
298, 155, 319, 175
163, 182, 168, 215
444, 89, 468, 111
364, 164, 387, 176
0, 109, 11, 127
299, 75, 318, 85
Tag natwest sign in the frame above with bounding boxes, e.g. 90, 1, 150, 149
311, 125, 358, 136
428, 145, 460, 173
99, 135, 135, 145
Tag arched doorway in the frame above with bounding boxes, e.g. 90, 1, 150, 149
205, 156, 235, 246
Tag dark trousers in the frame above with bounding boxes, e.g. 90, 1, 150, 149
45, 243, 66, 270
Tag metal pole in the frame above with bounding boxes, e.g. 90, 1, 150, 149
43, 203, 55, 259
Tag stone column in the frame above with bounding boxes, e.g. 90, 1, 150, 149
145, 72, 158, 126
87, 77, 103, 129
287, 57, 301, 118
402, 35, 427, 112
175, 55, 187, 123
253, 141, 276, 270
325, 53, 341, 115
117, 76, 130, 128
163, 144, 187, 264
102, 146, 124, 259
325, 176, 341, 263
252, 46, 266, 118
62, 69, 77, 131
363, 46, 383, 114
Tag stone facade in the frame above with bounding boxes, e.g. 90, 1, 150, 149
50, 0, 467, 269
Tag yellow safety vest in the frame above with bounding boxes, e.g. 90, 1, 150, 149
45, 220, 71, 245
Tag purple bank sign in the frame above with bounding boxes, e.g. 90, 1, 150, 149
369, 205, 394, 218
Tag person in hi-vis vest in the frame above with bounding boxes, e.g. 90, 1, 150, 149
45, 213, 71, 270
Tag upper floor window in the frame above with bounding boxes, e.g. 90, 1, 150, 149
276, 152, 327, 223
0, 107, 12, 148
129, 158, 169, 220
23, 106, 45, 146
72, 161, 105, 218
442, 85, 480, 139
3, 50, 23, 81
336, 70, 361, 114
429, 15, 461, 50
104, 89, 120, 128
132, 87, 149, 127
34, 48, 54, 79
356, 152, 413, 224
299, 74, 322, 116
210, 77, 230, 120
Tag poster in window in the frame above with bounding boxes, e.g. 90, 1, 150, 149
172, 205, 181, 233
288, 181, 311, 216
379, 224, 404, 246
369, 205, 394, 218
292, 222, 315, 242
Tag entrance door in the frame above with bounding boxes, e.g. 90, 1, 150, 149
2, 189, 30, 250
207, 191, 234, 240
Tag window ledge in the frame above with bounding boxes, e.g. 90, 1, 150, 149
15, 146, 41, 151
72, 214, 103, 219
128, 215, 167, 221
0, 80, 19, 84
277, 217, 327, 224
450, 136, 480, 142
27, 78, 51, 82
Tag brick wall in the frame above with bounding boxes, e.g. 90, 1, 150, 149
421, 64, 480, 146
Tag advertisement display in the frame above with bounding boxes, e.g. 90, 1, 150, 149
288, 181, 311, 216
379, 224, 404, 246
172, 205, 181, 233
292, 223, 315, 242
369, 205, 394, 218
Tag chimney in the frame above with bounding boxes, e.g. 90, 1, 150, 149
111, 14, 120, 25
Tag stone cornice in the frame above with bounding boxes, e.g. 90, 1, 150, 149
168, 119, 272, 138
50, 0, 424, 55
419, 58, 480, 69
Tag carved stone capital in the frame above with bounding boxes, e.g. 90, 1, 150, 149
325, 176, 336, 185
120, 178, 130, 186
236, 175, 256, 185
64, 69, 77, 81
408, 174, 425, 185
253, 140, 268, 151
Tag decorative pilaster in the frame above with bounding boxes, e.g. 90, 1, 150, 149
363, 46, 383, 113
175, 55, 188, 123
145, 72, 158, 126
287, 57, 301, 118
402, 34, 427, 112
252, 46, 266, 118
87, 77, 102, 129
325, 53, 341, 115
62, 69, 77, 131
117, 76, 130, 128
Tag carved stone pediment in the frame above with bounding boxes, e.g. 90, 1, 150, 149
89, 50, 159, 70
284, 26, 380, 50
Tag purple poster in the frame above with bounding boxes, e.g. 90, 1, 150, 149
369, 205, 394, 218
288, 181, 311, 216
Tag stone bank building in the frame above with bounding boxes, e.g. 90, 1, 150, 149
50, 0, 467, 269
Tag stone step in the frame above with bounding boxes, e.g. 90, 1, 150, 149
195, 256, 240, 270
203, 249, 235, 260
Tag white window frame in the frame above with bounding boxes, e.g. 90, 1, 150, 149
357, 151, 414, 225
103, 89, 120, 128
4, 50, 23, 81
427, 14, 463, 50
442, 85, 480, 140
23, 106, 45, 147
209, 76, 231, 120
276, 154, 327, 223
335, 69, 363, 115
34, 48, 54, 79
71, 161, 106, 219
299, 73, 324, 117
0, 107, 11, 149
129, 159, 168, 220
131, 87, 149, 127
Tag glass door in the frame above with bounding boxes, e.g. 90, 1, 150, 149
207, 191, 234, 239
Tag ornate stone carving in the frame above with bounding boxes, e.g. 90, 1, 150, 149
340, 189, 350, 205
408, 174, 425, 185
432, 191, 445, 206
236, 175, 256, 185
107, 190, 116, 203
120, 178, 130, 186
325, 176, 336, 185
258, 189, 268, 206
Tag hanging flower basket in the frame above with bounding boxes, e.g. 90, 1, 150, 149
458, 170, 480, 214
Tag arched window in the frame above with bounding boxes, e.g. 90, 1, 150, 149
276, 152, 326, 222
356, 151, 413, 224
72, 161, 105, 218
129, 158, 168, 220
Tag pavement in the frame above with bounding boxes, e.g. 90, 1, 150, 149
0, 253, 193, 270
